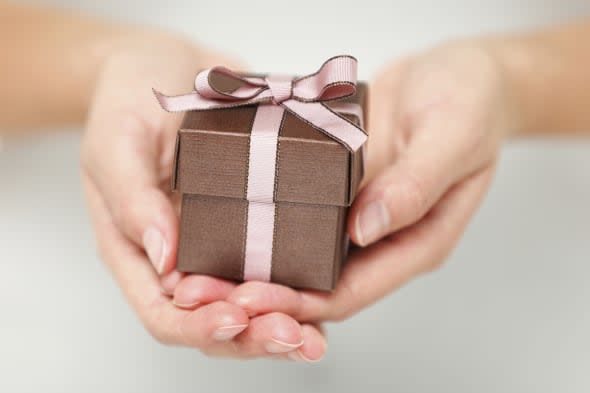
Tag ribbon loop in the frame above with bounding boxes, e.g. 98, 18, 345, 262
292, 55, 358, 101
195, 67, 265, 100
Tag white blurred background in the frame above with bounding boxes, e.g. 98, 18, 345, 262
1, 1, 589, 392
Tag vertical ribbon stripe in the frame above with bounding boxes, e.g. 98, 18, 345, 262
243, 105, 285, 282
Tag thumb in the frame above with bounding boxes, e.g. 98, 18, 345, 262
349, 110, 483, 246
82, 113, 179, 275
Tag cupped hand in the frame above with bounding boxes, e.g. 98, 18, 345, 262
173, 42, 517, 324
81, 32, 326, 361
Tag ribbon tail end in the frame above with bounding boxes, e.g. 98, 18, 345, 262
152, 89, 173, 112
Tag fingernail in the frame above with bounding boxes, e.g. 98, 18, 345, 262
172, 299, 200, 309
356, 200, 390, 246
212, 324, 248, 341
234, 296, 258, 317
265, 338, 304, 354
143, 227, 166, 274
160, 273, 183, 297
288, 350, 323, 363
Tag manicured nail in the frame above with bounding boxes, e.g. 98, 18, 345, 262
143, 227, 166, 274
172, 299, 200, 309
356, 200, 390, 246
234, 296, 258, 317
212, 324, 248, 341
288, 350, 323, 363
265, 338, 304, 354
160, 271, 184, 296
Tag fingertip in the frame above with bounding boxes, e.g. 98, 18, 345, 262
141, 226, 163, 274
181, 301, 250, 346
153, 194, 179, 275
347, 205, 365, 247
211, 301, 250, 328
158, 238, 177, 275
235, 312, 303, 355
125, 188, 178, 275
226, 281, 302, 318
159, 270, 184, 296
288, 324, 327, 363
265, 313, 304, 350
173, 275, 236, 309
347, 178, 377, 247
347, 189, 378, 247
348, 172, 395, 247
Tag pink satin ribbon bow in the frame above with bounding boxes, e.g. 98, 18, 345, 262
154, 55, 367, 282
154, 55, 367, 151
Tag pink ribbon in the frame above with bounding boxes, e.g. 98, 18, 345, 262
154, 55, 367, 282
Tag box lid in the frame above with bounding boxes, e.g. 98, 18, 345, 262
172, 83, 367, 207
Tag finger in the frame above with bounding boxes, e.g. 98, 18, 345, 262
233, 312, 304, 357
298, 166, 495, 322
287, 324, 328, 363
159, 270, 184, 296
82, 103, 180, 275
350, 108, 489, 246
179, 301, 250, 348
172, 275, 237, 309
364, 59, 412, 181
226, 281, 303, 318
82, 175, 249, 350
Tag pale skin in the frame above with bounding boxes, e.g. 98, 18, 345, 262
2, 3, 589, 361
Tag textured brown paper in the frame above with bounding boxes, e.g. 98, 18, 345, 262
174, 83, 367, 291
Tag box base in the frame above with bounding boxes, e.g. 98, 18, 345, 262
177, 194, 349, 291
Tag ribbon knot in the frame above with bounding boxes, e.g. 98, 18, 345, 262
154, 55, 367, 152
265, 75, 292, 104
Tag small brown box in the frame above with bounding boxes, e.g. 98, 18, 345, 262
173, 83, 367, 291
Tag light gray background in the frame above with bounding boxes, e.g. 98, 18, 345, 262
1, 1, 589, 392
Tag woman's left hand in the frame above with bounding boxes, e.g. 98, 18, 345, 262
81, 32, 326, 361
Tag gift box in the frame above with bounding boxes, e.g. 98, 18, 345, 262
155, 56, 368, 291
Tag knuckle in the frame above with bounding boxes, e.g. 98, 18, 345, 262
112, 193, 135, 223
107, 197, 133, 232
111, 189, 148, 233
117, 111, 157, 142
399, 169, 429, 217
329, 279, 361, 322
141, 303, 176, 346
144, 320, 173, 346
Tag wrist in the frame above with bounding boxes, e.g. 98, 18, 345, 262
470, 36, 536, 140
481, 23, 590, 138
97, 28, 206, 93
482, 37, 537, 138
